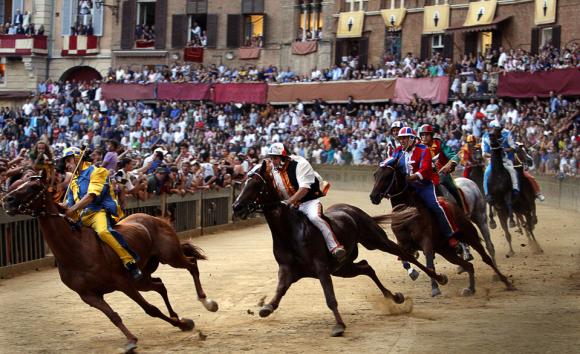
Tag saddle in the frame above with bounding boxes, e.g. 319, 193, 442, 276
436, 185, 469, 215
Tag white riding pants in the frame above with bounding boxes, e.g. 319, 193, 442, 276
298, 199, 341, 251
503, 158, 519, 191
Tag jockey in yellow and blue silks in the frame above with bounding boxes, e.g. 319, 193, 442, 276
62, 147, 142, 280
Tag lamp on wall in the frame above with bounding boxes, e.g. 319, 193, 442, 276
94, 0, 121, 23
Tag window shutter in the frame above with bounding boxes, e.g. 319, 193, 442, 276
420, 34, 430, 60
187, 0, 207, 14
242, 0, 253, 14
206, 14, 218, 48
261, 14, 267, 47
171, 14, 188, 49
120, 0, 136, 50
0, 1, 5, 25
61, 0, 73, 36
227, 14, 242, 48
12, 0, 23, 20
155, 0, 168, 49
92, 3, 105, 36
530, 27, 540, 55
358, 37, 369, 67
253, 0, 265, 13
443, 33, 454, 61
552, 25, 561, 49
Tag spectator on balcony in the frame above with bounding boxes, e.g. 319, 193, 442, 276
36, 25, 45, 36
13, 10, 23, 27
191, 21, 201, 41
15, 24, 26, 35
22, 11, 31, 31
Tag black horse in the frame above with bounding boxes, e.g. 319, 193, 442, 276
468, 145, 485, 195
487, 133, 542, 256
232, 160, 448, 337
369, 161, 515, 297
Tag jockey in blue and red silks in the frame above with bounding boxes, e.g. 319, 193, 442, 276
383, 127, 460, 250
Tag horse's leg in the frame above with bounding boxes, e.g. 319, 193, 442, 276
79, 293, 139, 352
121, 286, 195, 331
259, 265, 295, 318
424, 249, 441, 297
515, 214, 524, 235
465, 233, 516, 291
167, 256, 218, 312
437, 248, 476, 296
136, 277, 179, 319
524, 212, 543, 254
489, 204, 497, 229
474, 208, 496, 265
505, 194, 516, 228
315, 264, 346, 337
498, 209, 515, 256
334, 260, 404, 303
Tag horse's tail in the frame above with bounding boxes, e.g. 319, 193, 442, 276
373, 204, 420, 231
181, 242, 207, 260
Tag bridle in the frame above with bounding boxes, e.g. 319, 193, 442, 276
3, 177, 73, 221
378, 164, 409, 200
236, 170, 282, 215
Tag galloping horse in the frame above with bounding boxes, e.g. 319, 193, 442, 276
487, 133, 542, 256
369, 161, 515, 297
232, 160, 448, 337
466, 145, 485, 194
2, 175, 218, 353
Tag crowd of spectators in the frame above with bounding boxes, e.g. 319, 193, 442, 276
0, 9, 45, 36
188, 21, 207, 47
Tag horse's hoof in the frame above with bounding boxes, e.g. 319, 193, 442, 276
461, 288, 474, 296
180, 318, 195, 331
259, 304, 274, 318
393, 292, 405, 304
331, 323, 346, 337
457, 265, 466, 274
125, 341, 138, 354
489, 220, 497, 229
437, 274, 448, 286
431, 288, 442, 297
408, 269, 419, 281
200, 298, 219, 312
509, 220, 516, 228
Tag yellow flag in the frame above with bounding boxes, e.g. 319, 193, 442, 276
423, 4, 450, 34
535, 0, 556, 25
464, 0, 497, 27
380, 8, 406, 30
337, 11, 365, 38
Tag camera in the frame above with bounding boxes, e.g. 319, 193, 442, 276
115, 170, 128, 184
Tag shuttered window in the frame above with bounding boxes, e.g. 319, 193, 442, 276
552, 25, 561, 49
443, 33, 454, 61
0, 1, 5, 25
531, 27, 540, 55
155, 0, 168, 49
242, 0, 264, 14
206, 14, 218, 48
61, 0, 73, 35
227, 14, 242, 48
11, 0, 23, 21
120, 0, 136, 49
172, 14, 188, 49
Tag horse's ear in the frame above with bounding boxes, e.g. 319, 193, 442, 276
260, 160, 267, 174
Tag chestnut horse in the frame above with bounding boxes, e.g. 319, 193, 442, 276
232, 160, 448, 337
2, 175, 218, 353
369, 161, 516, 297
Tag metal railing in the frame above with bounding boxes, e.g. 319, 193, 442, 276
0, 187, 236, 271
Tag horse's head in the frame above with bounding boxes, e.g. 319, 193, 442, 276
2, 174, 50, 217
232, 160, 277, 219
370, 158, 403, 205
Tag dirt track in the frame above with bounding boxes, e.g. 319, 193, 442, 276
1, 190, 579, 354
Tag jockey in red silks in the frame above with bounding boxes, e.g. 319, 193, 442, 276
383, 127, 460, 250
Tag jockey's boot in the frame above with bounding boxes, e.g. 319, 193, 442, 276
536, 193, 545, 202
331, 246, 346, 259
126, 261, 143, 281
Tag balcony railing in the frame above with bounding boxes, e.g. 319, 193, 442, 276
0, 35, 48, 56
61, 35, 99, 56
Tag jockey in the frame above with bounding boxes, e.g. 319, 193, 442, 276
418, 124, 465, 212
514, 142, 546, 201
482, 121, 519, 203
267, 143, 346, 259
386, 127, 460, 250
386, 121, 404, 157
459, 135, 480, 178
62, 147, 142, 280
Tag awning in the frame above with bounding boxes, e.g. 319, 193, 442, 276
446, 15, 512, 34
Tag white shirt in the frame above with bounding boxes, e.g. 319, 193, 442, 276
270, 155, 318, 199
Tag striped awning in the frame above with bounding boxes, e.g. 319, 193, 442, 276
446, 15, 512, 34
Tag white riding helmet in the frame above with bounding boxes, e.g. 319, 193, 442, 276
267, 143, 288, 157
390, 121, 405, 130
489, 120, 501, 129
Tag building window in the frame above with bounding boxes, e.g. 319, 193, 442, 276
345, 0, 368, 12
136, 0, 156, 41
188, 15, 207, 47
297, 1, 323, 41
0, 63, 5, 84
385, 30, 402, 61
243, 14, 264, 47
432, 34, 444, 54
541, 27, 553, 48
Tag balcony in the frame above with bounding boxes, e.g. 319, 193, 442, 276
0, 35, 48, 57
61, 35, 100, 56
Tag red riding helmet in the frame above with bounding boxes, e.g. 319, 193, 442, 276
418, 124, 434, 135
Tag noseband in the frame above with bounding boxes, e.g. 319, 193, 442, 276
238, 171, 282, 214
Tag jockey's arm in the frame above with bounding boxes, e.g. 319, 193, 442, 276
68, 193, 96, 215
286, 187, 310, 206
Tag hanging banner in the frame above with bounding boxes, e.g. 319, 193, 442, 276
535, 0, 556, 25
463, 0, 497, 27
423, 4, 450, 34
380, 8, 406, 31
337, 11, 364, 38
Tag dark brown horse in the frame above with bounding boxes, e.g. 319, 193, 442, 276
2, 175, 218, 353
369, 161, 515, 297
232, 160, 447, 337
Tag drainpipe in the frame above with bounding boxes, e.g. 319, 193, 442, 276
46, 0, 56, 80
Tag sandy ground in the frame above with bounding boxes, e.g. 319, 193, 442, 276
1, 190, 579, 354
